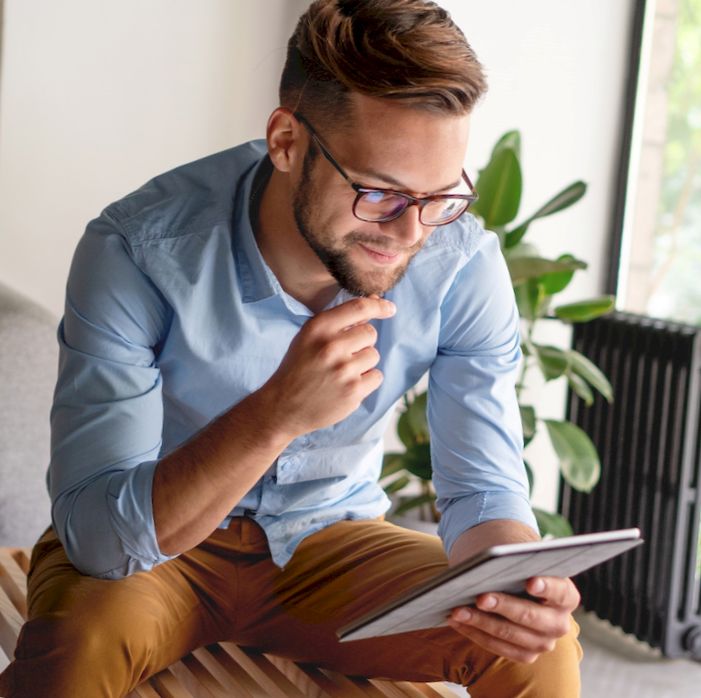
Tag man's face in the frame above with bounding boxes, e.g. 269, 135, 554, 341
290, 94, 471, 297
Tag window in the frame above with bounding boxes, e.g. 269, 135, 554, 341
615, 0, 701, 326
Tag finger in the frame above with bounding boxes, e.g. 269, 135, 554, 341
525, 577, 581, 610
358, 367, 384, 395
446, 618, 543, 664
314, 297, 396, 333
469, 593, 572, 638
346, 345, 381, 375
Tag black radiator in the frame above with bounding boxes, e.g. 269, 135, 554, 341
558, 311, 701, 660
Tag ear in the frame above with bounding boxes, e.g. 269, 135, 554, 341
266, 108, 305, 174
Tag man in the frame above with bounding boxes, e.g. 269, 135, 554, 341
0, 1, 582, 696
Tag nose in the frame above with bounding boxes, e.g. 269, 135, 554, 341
381, 204, 428, 248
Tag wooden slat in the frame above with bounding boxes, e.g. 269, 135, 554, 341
190, 646, 262, 697
0, 585, 23, 660
148, 667, 194, 698
220, 643, 306, 697
128, 682, 163, 698
0, 549, 29, 619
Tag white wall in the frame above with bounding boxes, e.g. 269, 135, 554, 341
0, 0, 305, 315
387, 0, 636, 510
0, 0, 635, 512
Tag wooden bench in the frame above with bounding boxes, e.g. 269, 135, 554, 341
0, 548, 455, 697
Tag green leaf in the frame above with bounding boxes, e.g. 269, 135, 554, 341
554, 295, 615, 322
534, 344, 570, 380
507, 256, 586, 285
472, 148, 522, 227
393, 493, 436, 517
527, 181, 587, 220
524, 459, 534, 497
491, 130, 522, 160
520, 405, 536, 441
533, 508, 574, 538
567, 349, 613, 402
540, 254, 579, 295
381, 452, 405, 479
397, 410, 415, 448
504, 182, 586, 249
504, 221, 530, 249
406, 391, 429, 443
567, 372, 594, 406
543, 419, 601, 492
401, 443, 432, 481
383, 475, 411, 496
514, 280, 546, 321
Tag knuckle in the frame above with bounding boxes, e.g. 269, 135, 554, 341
495, 624, 515, 643
555, 619, 571, 637
518, 606, 537, 627
364, 322, 378, 342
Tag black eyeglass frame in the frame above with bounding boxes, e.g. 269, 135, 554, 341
293, 112, 478, 226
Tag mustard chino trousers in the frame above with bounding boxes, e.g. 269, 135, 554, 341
1, 518, 582, 697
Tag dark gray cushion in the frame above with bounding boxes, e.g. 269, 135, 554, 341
0, 283, 56, 547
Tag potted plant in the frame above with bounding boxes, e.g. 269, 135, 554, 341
382, 131, 615, 537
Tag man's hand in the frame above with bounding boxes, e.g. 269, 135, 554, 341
447, 575, 580, 664
261, 296, 396, 438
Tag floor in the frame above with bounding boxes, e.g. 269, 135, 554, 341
445, 609, 701, 697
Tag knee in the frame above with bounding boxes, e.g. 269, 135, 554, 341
453, 619, 583, 696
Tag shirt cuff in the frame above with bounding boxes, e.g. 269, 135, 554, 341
437, 491, 539, 557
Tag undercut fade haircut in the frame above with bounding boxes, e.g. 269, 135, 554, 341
280, 0, 487, 129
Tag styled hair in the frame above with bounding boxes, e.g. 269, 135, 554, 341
280, 0, 488, 126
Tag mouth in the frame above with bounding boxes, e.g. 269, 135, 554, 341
358, 243, 402, 265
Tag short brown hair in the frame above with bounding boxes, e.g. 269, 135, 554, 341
280, 0, 487, 125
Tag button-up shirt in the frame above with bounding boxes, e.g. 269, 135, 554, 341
48, 139, 537, 579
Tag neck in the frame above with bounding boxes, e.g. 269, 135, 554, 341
254, 168, 339, 314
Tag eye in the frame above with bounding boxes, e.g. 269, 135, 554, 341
362, 190, 391, 204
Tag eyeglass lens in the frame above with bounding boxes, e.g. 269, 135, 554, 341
355, 191, 469, 225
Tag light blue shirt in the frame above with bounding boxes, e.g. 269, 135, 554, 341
49, 139, 537, 580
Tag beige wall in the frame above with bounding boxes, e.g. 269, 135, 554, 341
0, 0, 305, 314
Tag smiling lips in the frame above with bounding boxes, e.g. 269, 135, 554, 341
358, 243, 402, 265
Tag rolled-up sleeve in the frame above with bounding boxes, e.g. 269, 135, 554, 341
49, 212, 175, 578
429, 232, 538, 556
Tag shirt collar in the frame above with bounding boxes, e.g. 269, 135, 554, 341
233, 150, 282, 304
232, 144, 362, 315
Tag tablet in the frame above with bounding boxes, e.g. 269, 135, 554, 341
337, 527, 643, 642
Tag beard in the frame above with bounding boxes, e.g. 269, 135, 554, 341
292, 148, 422, 297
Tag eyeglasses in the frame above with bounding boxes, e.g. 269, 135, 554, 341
294, 112, 478, 226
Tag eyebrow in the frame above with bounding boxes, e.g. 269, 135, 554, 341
353, 167, 462, 196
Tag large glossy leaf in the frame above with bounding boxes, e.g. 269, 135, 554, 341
567, 372, 594, 406
527, 181, 587, 220
567, 349, 613, 402
381, 452, 405, 479
520, 405, 536, 441
540, 254, 578, 295
406, 391, 429, 443
534, 344, 570, 380
472, 148, 522, 227
491, 130, 522, 160
504, 182, 587, 249
554, 296, 615, 322
507, 256, 586, 285
533, 508, 574, 538
397, 410, 415, 448
401, 443, 432, 481
524, 459, 534, 497
393, 493, 436, 517
543, 419, 601, 492
514, 280, 545, 321
383, 475, 411, 496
